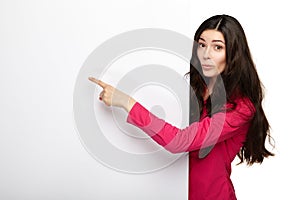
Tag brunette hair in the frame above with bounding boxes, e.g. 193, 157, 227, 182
189, 14, 274, 165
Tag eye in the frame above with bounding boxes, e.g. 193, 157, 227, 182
198, 43, 205, 48
214, 45, 224, 50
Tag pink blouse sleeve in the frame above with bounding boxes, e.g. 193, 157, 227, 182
126, 98, 255, 153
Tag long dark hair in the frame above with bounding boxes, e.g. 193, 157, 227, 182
189, 14, 274, 165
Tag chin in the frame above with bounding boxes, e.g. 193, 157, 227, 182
202, 72, 217, 78
202, 68, 221, 78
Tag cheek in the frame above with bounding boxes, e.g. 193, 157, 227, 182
216, 56, 226, 73
218, 62, 226, 73
196, 49, 202, 61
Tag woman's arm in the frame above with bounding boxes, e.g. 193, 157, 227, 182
88, 77, 255, 154
127, 99, 255, 153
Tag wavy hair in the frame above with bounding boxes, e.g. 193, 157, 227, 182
189, 14, 274, 165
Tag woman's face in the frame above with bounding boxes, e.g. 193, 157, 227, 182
197, 29, 226, 78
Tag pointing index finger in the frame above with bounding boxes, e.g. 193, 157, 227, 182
88, 77, 106, 88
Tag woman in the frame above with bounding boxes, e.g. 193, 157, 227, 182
89, 14, 274, 200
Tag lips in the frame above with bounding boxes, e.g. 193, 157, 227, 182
201, 64, 214, 70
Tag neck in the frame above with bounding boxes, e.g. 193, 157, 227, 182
204, 76, 217, 100
208, 76, 217, 92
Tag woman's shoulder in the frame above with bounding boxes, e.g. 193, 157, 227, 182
226, 96, 255, 116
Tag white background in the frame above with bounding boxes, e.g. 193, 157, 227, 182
1, 0, 299, 199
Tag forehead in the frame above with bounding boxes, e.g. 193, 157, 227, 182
199, 29, 225, 42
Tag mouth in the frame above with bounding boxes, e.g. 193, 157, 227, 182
201, 64, 214, 70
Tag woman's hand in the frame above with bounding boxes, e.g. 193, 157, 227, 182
88, 77, 136, 112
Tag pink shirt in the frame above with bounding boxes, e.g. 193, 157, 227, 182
127, 97, 255, 200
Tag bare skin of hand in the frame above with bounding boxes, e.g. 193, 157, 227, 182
88, 77, 136, 112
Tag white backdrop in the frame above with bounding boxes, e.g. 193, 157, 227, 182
1, 0, 299, 199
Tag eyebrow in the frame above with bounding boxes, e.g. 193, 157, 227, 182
199, 37, 225, 44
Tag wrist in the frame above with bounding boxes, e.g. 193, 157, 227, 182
124, 97, 136, 113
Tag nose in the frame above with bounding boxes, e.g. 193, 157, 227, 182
203, 47, 210, 60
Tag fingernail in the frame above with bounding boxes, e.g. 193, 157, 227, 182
100, 97, 102, 101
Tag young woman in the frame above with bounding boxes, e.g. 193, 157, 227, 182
89, 14, 274, 200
